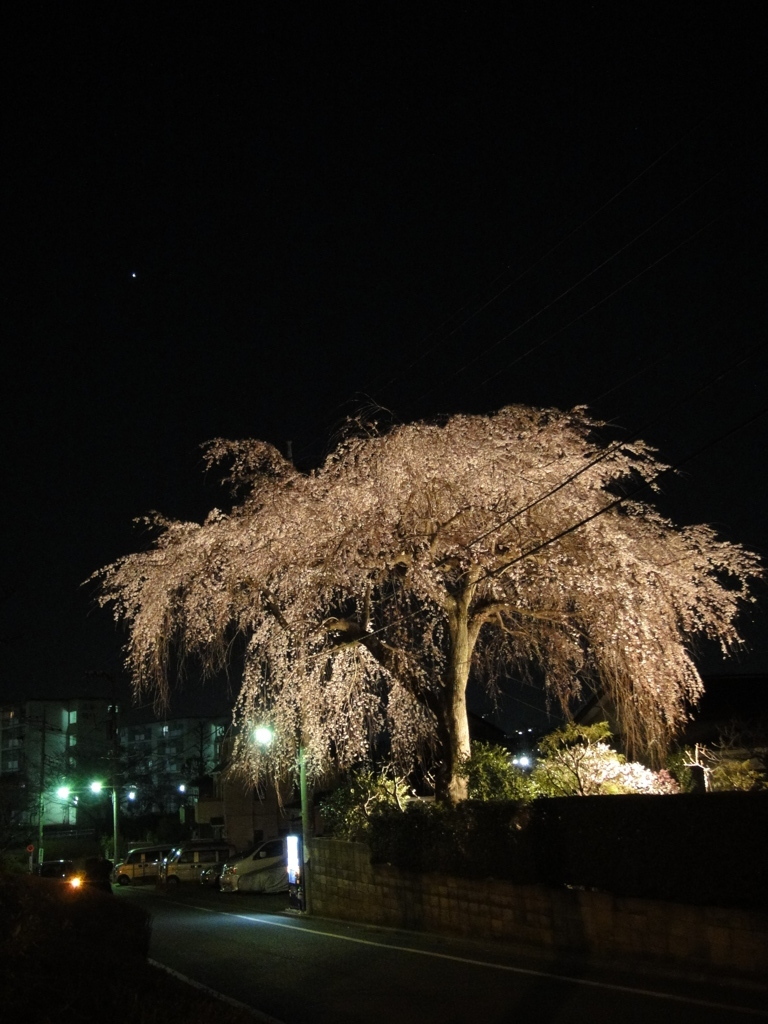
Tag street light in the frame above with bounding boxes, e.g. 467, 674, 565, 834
55, 780, 119, 862
254, 725, 311, 912
89, 781, 119, 862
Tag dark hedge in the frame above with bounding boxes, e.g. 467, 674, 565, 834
368, 791, 768, 910
0, 873, 256, 1023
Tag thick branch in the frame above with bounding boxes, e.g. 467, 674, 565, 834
321, 616, 443, 719
321, 617, 401, 676
262, 590, 290, 631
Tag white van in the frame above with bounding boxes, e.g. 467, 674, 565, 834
113, 845, 174, 886
219, 837, 288, 893
160, 841, 236, 885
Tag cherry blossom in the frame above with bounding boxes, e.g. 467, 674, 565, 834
92, 406, 761, 802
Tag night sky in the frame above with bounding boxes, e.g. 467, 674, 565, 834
3, 5, 766, 730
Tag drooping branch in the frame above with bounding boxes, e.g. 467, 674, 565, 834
92, 404, 762, 799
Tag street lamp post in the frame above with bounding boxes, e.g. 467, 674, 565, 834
57, 782, 119, 861
298, 745, 312, 913
37, 788, 45, 867
89, 782, 119, 862
37, 707, 47, 867
254, 726, 312, 913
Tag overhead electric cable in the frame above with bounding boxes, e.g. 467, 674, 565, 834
464, 214, 723, 398
370, 108, 723, 399
295, 402, 767, 668
457, 336, 766, 556
411, 169, 724, 405
299, 183, 726, 469
482, 404, 768, 583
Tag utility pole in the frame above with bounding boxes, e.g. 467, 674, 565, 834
37, 706, 46, 866
299, 745, 312, 913
111, 787, 118, 864
87, 670, 122, 860
109, 699, 120, 861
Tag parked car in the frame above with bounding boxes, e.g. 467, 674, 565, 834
159, 840, 236, 885
37, 857, 113, 893
113, 845, 173, 886
199, 863, 224, 888
37, 859, 77, 881
82, 856, 113, 893
219, 838, 288, 893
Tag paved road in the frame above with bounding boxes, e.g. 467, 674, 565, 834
117, 885, 767, 1024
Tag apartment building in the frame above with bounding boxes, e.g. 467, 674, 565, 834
0, 698, 229, 837
1, 697, 114, 828
119, 713, 228, 815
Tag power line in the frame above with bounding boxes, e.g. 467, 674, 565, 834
457, 336, 766, 557
281, 401, 768, 674
464, 214, 724, 399
289, 109, 734, 468
368, 107, 724, 402
410, 170, 725, 406
481, 404, 768, 583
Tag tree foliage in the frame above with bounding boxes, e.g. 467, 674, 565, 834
668, 729, 768, 793
457, 741, 530, 801
92, 405, 761, 802
530, 723, 679, 796
318, 767, 410, 841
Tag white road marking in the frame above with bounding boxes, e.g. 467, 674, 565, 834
148, 957, 286, 1024
172, 899, 768, 1018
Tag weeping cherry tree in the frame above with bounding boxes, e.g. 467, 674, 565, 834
92, 406, 761, 803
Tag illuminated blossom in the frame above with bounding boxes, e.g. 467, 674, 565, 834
92, 406, 761, 803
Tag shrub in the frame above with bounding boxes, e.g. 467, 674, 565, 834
366, 790, 768, 910
0, 870, 256, 1023
532, 723, 679, 796
368, 799, 535, 881
319, 768, 410, 841
456, 742, 532, 801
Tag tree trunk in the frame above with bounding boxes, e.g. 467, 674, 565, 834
434, 596, 474, 804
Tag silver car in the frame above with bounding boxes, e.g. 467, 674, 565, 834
160, 841, 236, 885
113, 845, 173, 886
219, 838, 288, 893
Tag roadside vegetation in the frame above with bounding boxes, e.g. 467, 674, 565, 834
320, 721, 767, 842
316, 722, 767, 911
0, 866, 256, 1024
319, 724, 686, 841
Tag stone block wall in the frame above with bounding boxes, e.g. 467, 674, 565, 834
308, 838, 768, 980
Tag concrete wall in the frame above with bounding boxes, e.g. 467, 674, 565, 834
309, 838, 768, 981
